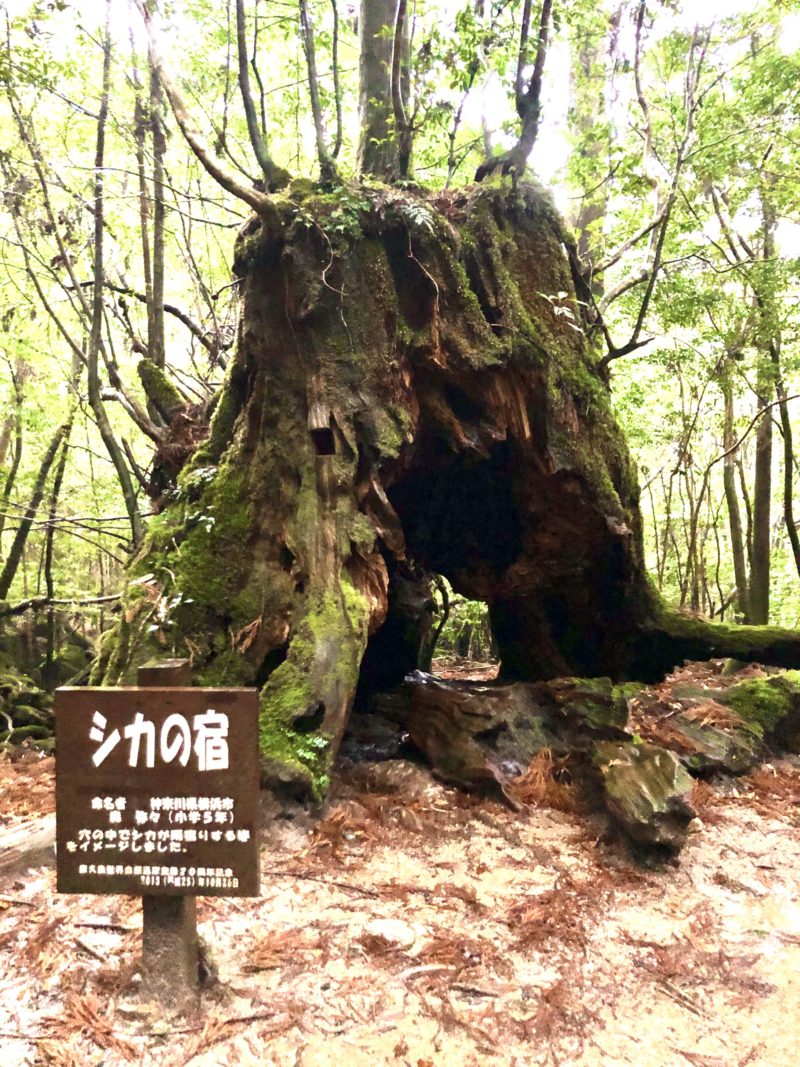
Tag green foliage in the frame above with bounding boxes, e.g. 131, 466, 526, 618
1, 0, 800, 694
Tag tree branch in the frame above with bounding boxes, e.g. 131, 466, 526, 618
0, 594, 122, 619
235, 0, 286, 188
134, 1, 287, 209
299, 0, 338, 183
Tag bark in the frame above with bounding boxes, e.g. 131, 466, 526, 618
722, 383, 750, 621
94, 181, 800, 799
748, 363, 773, 624
0, 412, 74, 601
89, 6, 144, 547
357, 0, 398, 178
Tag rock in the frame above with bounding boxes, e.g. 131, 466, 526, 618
405, 674, 561, 793
721, 672, 800, 752
593, 740, 696, 850
404, 672, 629, 798
361, 917, 417, 951
672, 673, 800, 753
548, 677, 629, 731
669, 714, 764, 775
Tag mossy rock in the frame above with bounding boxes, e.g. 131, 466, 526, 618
593, 740, 696, 851
721, 672, 800, 750
670, 715, 764, 776
548, 677, 629, 731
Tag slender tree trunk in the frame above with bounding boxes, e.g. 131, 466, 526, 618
390, 0, 413, 178
234, 0, 287, 189
0, 413, 74, 600
150, 69, 167, 369
43, 430, 71, 674
299, 0, 338, 184
132, 38, 155, 360
749, 364, 773, 624
749, 189, 780, 624
722, 382, 750, 621
777, 378, 800, 578
357, 0, 398, 178
0, 364, 26, 545
89, 3, 144, 547
567, 18, 610, 287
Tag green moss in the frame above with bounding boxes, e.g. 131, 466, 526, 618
259, 575, 370, 798
286, 177, 318, 202
189, 381, 240, 469
137, 360, 184, 422
172, 465, 253, 610
724, 676, 799, 738
552, 676, 628, 731
612, 681, 646, 705
349, 512, 378, 550
654, 606, 800, 657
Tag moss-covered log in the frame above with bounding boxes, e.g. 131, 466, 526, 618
93, 179, 800, 796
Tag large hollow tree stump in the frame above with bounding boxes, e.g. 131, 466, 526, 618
92, 180, 800, 797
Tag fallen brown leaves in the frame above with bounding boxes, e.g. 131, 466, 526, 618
505, 748, 583, 813
0, 750, 55, 823
246, 926, 322, 972
506, 873, 604, 950
682, 701, 752, 733
707, 762, 800, 823
57, 992, 136, 1060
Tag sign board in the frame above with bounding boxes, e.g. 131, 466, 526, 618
55, 687, 260, 897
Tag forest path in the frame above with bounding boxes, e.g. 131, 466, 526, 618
0, 682, 799, 1066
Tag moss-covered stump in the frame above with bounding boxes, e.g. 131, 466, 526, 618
91, 179, 800, 797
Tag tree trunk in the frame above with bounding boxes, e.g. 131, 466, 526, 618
94, 181, 800, 798
0, 412, 74, 601
748, 362, 773, 624
357, 0, 398, 178
722, 381, 750, 621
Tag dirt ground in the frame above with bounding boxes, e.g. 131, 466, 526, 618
1, 666, 799, 1066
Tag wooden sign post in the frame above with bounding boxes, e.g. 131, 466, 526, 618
55, 659, 260, 1010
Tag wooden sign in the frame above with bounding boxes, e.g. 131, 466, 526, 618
55, 687, 260, 897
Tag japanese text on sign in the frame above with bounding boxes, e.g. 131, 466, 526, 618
55, 687, 260, 897
89, 708, 229, 770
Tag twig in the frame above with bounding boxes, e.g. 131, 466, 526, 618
74, 920, 133, 932
152, 1011, 279, 1038
708, 395, 800, 470
75, 936, 107, 962
451, 982, 500, 997
0, 593, 122, 618
261, 868, 380, 898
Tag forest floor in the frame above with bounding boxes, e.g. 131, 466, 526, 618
0, 662, 799, 1067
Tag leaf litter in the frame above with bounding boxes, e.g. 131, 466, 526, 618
0, 664, 799, 1065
